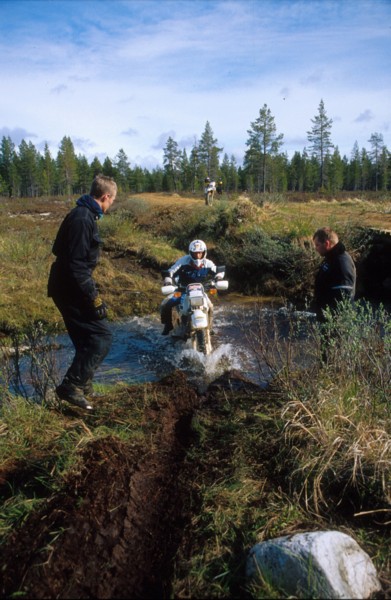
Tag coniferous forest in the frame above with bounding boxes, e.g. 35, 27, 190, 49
1, 100, 389, 198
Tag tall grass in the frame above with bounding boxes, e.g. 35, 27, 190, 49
246, 300, 391, 514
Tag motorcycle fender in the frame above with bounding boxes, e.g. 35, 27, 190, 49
191, 309, 208, 330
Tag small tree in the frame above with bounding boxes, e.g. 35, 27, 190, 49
379, 145, 390, 191
39, 143, 56, 196
163, 136, 182, 192
57, 136, 77, 197
198, 121, 222, 179
307, 99, 333, 190
18, 140, 40, 197
0, 136, 17, 197
348, 141, 361, 192
114, 148, 131, 192
368, 132, 384, 192
328, 146, 344, 193
244, 104, 284, 193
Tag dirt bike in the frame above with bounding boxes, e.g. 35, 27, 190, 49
204, 184, 216, 206
161, 267, 228, 355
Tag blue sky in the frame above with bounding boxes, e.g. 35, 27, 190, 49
1, 0, 390, 169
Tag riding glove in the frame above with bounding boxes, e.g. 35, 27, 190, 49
91, 296, 108, 320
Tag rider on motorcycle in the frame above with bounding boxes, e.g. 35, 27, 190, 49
204, 177, 216, 203
160, 239, 221, 335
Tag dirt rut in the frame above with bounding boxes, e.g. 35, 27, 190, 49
0, 372, 199, 599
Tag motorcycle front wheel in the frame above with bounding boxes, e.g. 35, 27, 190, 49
195, 328, 212, 355
205, 191, 214, 206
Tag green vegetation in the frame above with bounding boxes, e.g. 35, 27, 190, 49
0, 382, 162, 538
3, 191, 388, 329
172, 301, 390, 596
0, 191, 390, 596
1, 103, 390, 198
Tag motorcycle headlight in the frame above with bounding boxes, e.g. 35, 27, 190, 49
190, 296, 204, 307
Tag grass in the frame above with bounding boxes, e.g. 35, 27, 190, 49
169, 300, 390, 597
0, 192, 390, 596
0, 381, 164, 540
0, 191, 389, 329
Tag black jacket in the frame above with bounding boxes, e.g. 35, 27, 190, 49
313, 242, 356, 322
48, 195, 103, 305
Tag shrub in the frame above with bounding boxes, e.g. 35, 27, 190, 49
248, 300, 391, 513
214, 227, 315, 298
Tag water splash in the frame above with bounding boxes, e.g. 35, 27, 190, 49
13, 302, 315, 398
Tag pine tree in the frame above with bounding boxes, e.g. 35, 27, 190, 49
244, 104, 283, 193
90, 156, 103, 179
368, 132, 384, 192
360, 148, 371, 190
180, 149, 192, 192
130, 166, 146, 193
0, 136, 17, 196
39, 143, 56, 196
288, 151, 304, 191
307, 99, 333, 190
189, 141, 201, 192
328, 147, 344, 193
75, 155, 91, 194
163, 136, 182, 192
378, 146, 390, 191
18, 140, 40, 197
198, 122, 222, 179
102, 157, 116, 179
349, 142, 361, 191
57, 136, 77, 196
114, 149, 131, 192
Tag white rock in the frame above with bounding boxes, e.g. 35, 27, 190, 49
246, 530, 381, 599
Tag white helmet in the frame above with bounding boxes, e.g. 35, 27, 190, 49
189, 239, 207, 267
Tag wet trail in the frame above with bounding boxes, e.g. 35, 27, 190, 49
11, 300, 318, 400
0, 302, 321, 599
53, 301, 302, 392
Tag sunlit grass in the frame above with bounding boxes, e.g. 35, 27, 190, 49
0, 193, 390, 596
0, 380, 167, 540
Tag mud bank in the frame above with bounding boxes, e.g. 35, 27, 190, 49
1, 369, 389, 599
0, 371, 201, 599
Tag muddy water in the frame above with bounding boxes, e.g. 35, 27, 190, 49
46, 299, 317, 393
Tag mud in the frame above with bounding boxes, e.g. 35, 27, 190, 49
0, 372, 199, 599
1, 369, 390, 599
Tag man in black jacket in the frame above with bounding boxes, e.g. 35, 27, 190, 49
312, 227, 356, 323
48, 174, 117, 410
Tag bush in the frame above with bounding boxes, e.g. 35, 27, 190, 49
258, 300, 391, 513
214, 227, 315, 298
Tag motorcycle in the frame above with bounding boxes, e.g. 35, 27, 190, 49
204, 182, 216, 206
161, 266, 229, 355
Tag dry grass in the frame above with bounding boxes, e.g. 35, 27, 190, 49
282, 385, 391, 513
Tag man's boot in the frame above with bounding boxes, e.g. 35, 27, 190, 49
56, 380, 93, 410
82, 380, 95, 397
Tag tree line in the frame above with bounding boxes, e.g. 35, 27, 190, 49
0, 100, 389, 198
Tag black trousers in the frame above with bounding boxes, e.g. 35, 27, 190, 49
160, 296, 181, 325
52, 295, 113, 388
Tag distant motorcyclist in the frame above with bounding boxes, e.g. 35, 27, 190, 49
160, 239, 221, 335
216, 179, 223, 195
204, 177, 216, 204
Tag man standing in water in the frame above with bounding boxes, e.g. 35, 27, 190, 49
48, 174, 117, 410
312, 227, 356, 323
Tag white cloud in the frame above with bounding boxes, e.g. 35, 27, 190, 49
354, 110, 375, 124
0, 0, 390, 166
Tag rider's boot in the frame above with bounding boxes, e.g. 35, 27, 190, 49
162, 323, 173, 335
